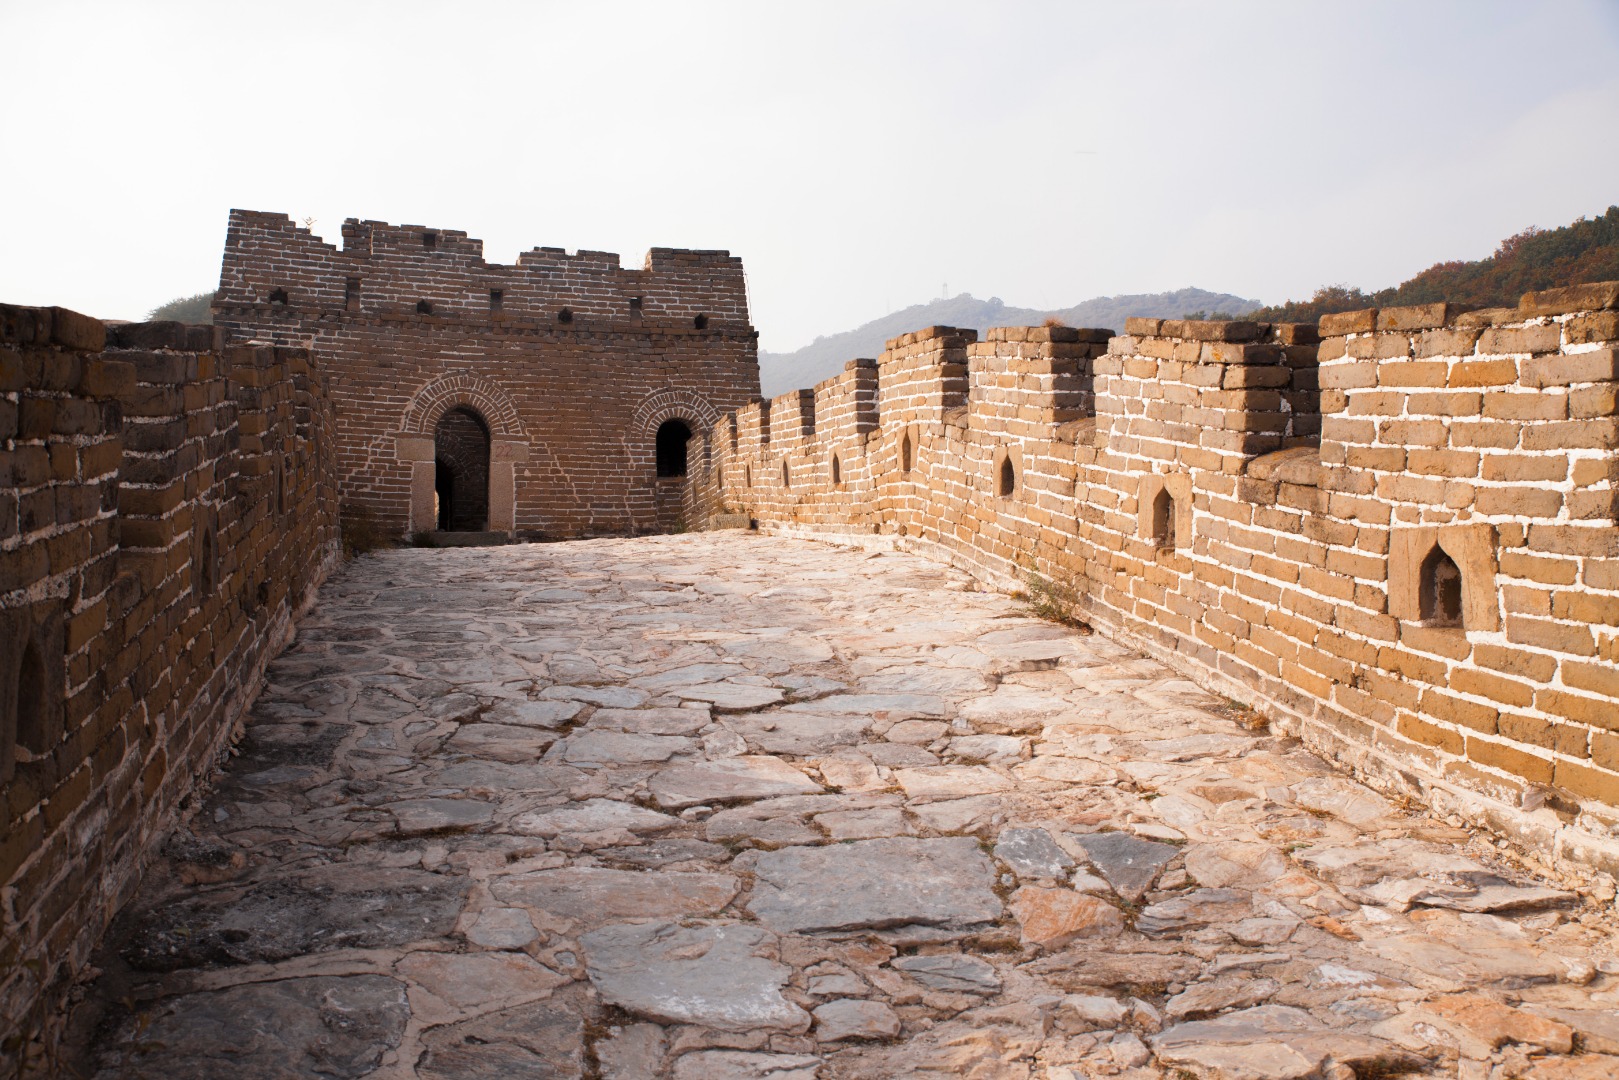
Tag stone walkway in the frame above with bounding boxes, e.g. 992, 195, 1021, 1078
78, 533, 1619, 1080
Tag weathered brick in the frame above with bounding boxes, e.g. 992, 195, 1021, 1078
1555, 759, 1619, 803
1398, 713, 1464, 755
1539, 688, 1617, 730
1479, 324, 1560, 356
1378, 361, 1448, 388
1520, 349, 1619, 388
1504, 616, 1595, 656
1319, 309, 1377, 337
1447, 359, 1517, 386
1378, 303, 1457, 332
1422, 689, 1499, 733
1474, 487, 1562, 517
1564, 311, 1619, 346
1518, 281, 1619, 317
1466, 736, 1553, 784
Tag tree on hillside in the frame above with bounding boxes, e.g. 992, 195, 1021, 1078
148, 291, 216, 324
1246, 285, 1381, 324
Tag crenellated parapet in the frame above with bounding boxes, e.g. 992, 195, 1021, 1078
687, 281, 1619, 883
218, 210, 751, 329
0, 305, 339, 1071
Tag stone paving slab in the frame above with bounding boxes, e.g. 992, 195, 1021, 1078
75, 532, 1619, 1078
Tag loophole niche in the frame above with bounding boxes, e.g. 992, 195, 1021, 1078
1419, 546, 1464, 627
1151, 487, 1177, 550
14, 637, 46, 756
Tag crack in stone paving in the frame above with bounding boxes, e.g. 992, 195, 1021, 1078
77, 533, 1619, 1080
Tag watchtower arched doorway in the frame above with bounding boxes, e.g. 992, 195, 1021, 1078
654, 417, 693, 531
434, 406, 491, 531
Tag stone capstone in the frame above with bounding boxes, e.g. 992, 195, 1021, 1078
1072, 831, 1179, 901
746, 837, 1001, 933
812, 998, 901, 1041
580, 921, 811, 1033
490, 867, 738, 926
890, 953, 1003, 994
92, 974, 409, 1079
649, 756, 823, 808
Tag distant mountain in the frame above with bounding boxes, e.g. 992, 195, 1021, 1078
759, 287, 1262, 397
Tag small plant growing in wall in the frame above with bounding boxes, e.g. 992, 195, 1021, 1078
1021, 567, 1092, 632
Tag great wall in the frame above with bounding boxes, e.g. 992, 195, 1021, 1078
3, 213, 1618, 1077
683, 291, 1619, 879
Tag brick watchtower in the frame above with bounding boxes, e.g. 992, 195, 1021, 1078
213, 210, 759, 539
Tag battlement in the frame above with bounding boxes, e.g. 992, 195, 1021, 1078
0, 303, 339, 1064
217, 209, 752, 328
967, 327, 1110, 432
688, 282, 1619, 885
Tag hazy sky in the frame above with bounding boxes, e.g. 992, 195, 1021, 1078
4, 0, 1618, 352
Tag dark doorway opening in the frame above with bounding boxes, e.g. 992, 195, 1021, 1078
434, 407, 491, 531
656, 419, 692, 478
435, 460, 454, 530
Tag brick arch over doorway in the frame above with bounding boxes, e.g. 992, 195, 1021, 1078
402, 371, 526, 438
397, 372, 530, 534
630, 387, 721, 446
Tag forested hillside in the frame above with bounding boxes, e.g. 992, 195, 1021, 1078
1251, 206, 1619, 323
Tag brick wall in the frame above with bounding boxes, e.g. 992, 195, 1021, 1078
687, 283, 1619, 878
0, 306, 338, 1075
213, 210, 759, 538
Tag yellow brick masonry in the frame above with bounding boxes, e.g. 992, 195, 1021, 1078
687, 283, 1619, 880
